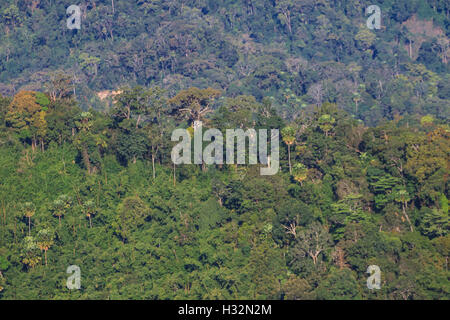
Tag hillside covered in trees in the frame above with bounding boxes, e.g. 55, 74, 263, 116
0, 0, 449, 300
1, 0, 449, 122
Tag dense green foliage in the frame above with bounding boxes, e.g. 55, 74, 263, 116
0, 0, 449, 300
0, 86, 448, 299
0, 0, 449, 123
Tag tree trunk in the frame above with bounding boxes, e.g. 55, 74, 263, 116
152, 154, 156, 180
136, 114, 141, 129
202, 160, 206, 172
283, 11, 292, 34
28, 216, 31, 236
288, 145, 292, 174
1, 201, 5, 226
402, 202, 414, 232
173, 163, 176, 186
409, 39, 412, 59
81, 147, 91, 174
31, 138, 36, 153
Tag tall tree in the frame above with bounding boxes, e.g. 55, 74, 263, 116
50, 195, 72, 225
292, 222, 332, 265
393, 189, 414, 232
281, 126, 296, 173
36, 228, 55, 266
82, 200, 97, 228
6, 91, 49, 151
22, 202, 35, 236
169, 87, 221, 125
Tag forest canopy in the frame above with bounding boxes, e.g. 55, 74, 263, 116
0, 0, 448, 300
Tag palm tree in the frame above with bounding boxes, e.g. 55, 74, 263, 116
22, 202, 35, 236
51, 199, 64, 225
352, 92, 362, 114
74, 112, 94, 174
36, 228, 54, 266
83, 200, 96, 228
51, 195, 72, 225
281, 126, 296, 173
318, 114, 335, 137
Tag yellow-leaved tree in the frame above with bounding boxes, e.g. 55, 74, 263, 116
6, 91, 49, 151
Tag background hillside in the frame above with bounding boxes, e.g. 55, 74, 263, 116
0, 0, 449, 124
